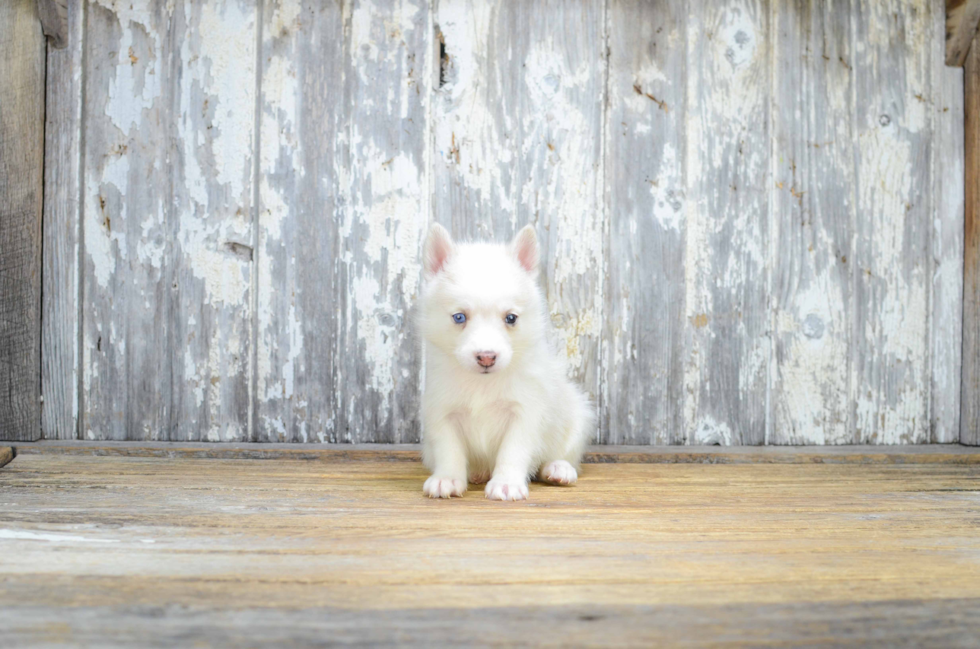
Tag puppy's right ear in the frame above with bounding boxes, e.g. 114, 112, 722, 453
423, 223, 455, 279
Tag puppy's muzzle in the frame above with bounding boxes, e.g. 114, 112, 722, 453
475, 352, 497, 368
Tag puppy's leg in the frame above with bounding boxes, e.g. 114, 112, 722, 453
538, 392, 591, 486
485, 418, 536, 501
422, 420, 467, 499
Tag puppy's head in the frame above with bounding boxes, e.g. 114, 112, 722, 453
419, 224, 543, 375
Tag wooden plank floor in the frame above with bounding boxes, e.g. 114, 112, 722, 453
2, 449, 980, 646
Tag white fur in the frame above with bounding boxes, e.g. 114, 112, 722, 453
418, 224, 594, 501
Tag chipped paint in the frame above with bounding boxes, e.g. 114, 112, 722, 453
96, 1, 163, 133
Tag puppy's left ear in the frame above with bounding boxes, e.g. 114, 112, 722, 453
423, 222, 455, 279
510, 225, 539, 274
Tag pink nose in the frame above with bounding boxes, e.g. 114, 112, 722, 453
475, 352, 497, 368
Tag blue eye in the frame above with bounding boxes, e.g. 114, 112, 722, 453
452, 313, 466, 324
504, 313, 518, 325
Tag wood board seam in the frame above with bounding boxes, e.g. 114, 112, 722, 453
74, 0, 87, 441
597, 0, 610, 444
248, 0, 265, 443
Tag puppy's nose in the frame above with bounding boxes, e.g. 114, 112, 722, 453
475, 352, 497, 368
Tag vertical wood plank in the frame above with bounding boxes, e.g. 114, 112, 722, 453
0, 0, 45, 442
42, 0, 84, 440
81, 1, 174, 440
932, 4, 965, 443
682, 0, 770, 445
170, 1, 257, 441
342, 0, 432, 443
434, 0, 605, 413
769, 1, 853, 445
602, 0, 688, 444
850, 0, 933, 444
963, 32, 980, 445
256, 0, 345, 442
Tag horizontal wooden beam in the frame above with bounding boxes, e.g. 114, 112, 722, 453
13, 441, 980, 465
947, 0, 980, 66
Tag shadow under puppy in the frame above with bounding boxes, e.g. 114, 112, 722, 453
418, 224, 594, 501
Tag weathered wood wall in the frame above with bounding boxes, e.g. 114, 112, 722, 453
41, 0, 965, 444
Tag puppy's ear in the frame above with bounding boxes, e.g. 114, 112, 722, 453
423, 223, 455, 278
510, 224, 539, 274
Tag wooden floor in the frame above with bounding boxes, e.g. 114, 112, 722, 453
2, 446, 980, 647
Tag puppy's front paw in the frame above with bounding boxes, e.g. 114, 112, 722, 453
423, 476, 466, 498
485, 478, 529, 501
540, 460, 577, 485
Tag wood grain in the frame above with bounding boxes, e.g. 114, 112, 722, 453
4, 598, 980, 647
769, 2, 853, 444
851, 0, 935, 444
1, 454, 979, 646
41, 0, 83, 440
169, 1, 257, 442
684, 0, 771, 445
0, 0, 45, 442
81, 0, 176, 440
341, 0, 432, 443
963, 31, 980, 445
602, 0, 687, 444
255, 0, 345, 443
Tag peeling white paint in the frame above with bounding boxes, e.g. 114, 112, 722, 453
98, 2, 163, 133
194, 3, 256, 198
270, 0, 302, 38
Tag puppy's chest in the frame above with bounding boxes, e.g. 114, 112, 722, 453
451, 398, 516, 450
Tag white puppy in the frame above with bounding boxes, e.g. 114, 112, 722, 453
417, 223, 594, 501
